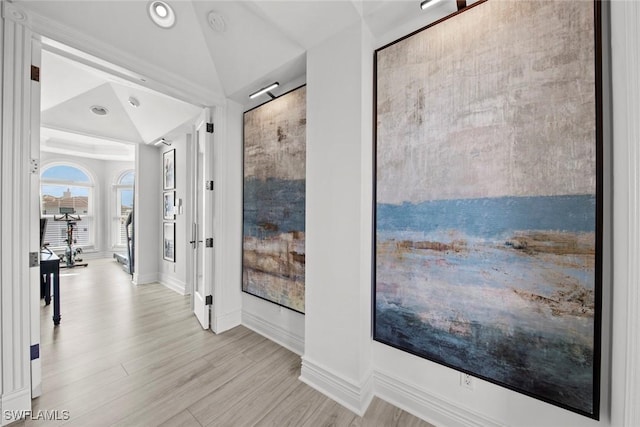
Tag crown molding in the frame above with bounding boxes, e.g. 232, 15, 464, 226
6, 2, 224, 108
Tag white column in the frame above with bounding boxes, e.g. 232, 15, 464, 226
611, 1, 640, 427
0, 2, 36, 424
212, 101, 243, 333
133, 143, 160, 285
301, 21, 374, 415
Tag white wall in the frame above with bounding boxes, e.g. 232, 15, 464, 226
610, 1, 640, 426
134, 143, 160, 285
158, 136, 188, 294
40, 152, 134, 259
293, 4, 640, 427
299, 21, 375, 415
223, 4, 640, 426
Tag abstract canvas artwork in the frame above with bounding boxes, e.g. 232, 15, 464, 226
374, 0, 601, 418
242, 86, 306, 313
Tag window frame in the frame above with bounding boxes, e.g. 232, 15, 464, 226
40, 162, 95, 250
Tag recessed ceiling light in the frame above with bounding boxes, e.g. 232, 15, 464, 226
148, 1, 176, 29
128, 97, 140, 108
155, 3, 168, 18
90, 105, 109, 116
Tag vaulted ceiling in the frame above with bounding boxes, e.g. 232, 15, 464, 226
41, 49, 202, 143
16, 0, 470, 104
11, 0, 473, 158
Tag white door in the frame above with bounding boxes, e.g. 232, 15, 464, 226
191, 109, 214, 329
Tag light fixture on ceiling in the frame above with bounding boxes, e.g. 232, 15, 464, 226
128, 97, 140, 108
420, 0, 444, 10
148, 0, 176, 29
249, 82, 279, 100
153, 138, 171, 147
90, 105, 109, 116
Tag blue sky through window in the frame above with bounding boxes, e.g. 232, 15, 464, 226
41, 184, 89, 198
42, 165, 90, 183
121, 189, 134, 209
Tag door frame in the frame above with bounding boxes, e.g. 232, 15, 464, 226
189, 108, 214, 330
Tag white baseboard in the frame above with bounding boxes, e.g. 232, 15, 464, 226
212, 309, 241, 334
373, 370, 504, 427
1, 388, 31, 426
159, 274, 186, 295
299, 358, 373, 416
242, 310, 304, 355
132, 272, 158, 285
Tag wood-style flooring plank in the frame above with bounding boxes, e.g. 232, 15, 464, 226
12, 259, 434, 427
158, 409, 202, 427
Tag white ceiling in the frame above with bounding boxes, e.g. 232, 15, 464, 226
16, 0, 474, 160
40, 49, 202, 160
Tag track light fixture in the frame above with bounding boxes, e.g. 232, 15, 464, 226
153, 138, 171, 146
249, 82, 279, 100
420, 0, 444, 10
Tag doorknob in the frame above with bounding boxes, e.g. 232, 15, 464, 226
189, 240, 203, 244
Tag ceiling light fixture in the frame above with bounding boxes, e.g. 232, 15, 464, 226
128, 97, 140, 108
249, 82, 279, 100
420, 0, 444, 10
148, 0, 176, 29
90, 105, 109, 116
153, 138, 171, 147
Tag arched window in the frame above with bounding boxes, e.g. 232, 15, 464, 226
41, 164, 94, 248
114, 170, 134, 247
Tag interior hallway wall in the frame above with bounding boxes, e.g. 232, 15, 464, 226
158, 136, 188, 294
300, 21, 374, 414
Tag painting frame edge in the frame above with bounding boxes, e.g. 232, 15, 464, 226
371, 0, 603, 420
162, 221, 175, 263
163, 191, 176, 221
241, 83, 307, 315
163, 148, 176, 191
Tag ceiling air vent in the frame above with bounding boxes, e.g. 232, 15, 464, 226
90, 105, 109, 116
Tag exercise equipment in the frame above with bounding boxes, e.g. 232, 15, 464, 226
114, 210, 134, 276
54, 208, 88, 268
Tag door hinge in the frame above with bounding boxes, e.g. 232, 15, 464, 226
30, 158, 39, 174
206, 123, 214, 133
30, 344, 40, 361
31, 65, 40, 82
206, 181, 214, 191
205, 295, 213, 305
29, 252, 39, 267
205, 238, 213, 248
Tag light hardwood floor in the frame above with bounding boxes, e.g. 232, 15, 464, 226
16, 259, 434, 427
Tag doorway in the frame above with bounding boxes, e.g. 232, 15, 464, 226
34, 39, 210, 396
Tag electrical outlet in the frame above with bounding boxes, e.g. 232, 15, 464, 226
460, 373, 474, 390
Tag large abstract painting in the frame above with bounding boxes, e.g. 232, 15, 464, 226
243, 86, 306, 313
374, 1, 601, 418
